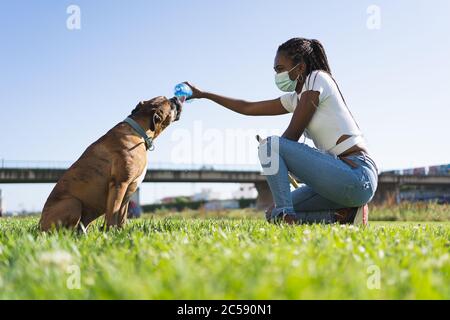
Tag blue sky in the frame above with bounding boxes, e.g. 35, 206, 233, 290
1, 0, 449, 211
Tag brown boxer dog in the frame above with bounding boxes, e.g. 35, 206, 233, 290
39, 96, 182, 232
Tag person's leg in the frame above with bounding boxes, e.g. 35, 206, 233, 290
281, 139, 375, 208
264, 184, 349, 224
288, 184, 347, 223
258, 136, 375, 222
258, 136, 294, 217
291, 184, 347, 212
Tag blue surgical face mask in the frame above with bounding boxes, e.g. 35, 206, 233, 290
274, 63, 300, 92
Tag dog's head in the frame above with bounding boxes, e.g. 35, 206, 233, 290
129, 96, 182, 136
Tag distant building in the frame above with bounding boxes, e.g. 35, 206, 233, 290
204, 199, 240, 211
159, 188, 219, 204
160, 196, 178, 204
191, 188, 220, 202
232, 184, 257, 199
160, 195, 191, 204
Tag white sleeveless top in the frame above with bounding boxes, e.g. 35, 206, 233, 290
280, 70, 367, 156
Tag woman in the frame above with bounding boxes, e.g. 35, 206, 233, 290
185, 37, 378, 226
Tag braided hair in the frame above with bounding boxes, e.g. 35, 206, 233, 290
278, 37, 352, 108
278, 37, 362, 130
278, 38, 331, 76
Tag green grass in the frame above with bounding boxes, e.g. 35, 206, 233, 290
0, 212, 449, 299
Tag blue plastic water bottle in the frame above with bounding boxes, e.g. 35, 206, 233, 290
174, 83, 193, 103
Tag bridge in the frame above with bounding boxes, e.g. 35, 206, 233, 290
1, 160, 449, 208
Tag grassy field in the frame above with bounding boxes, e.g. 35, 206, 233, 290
0, 207, 449, 299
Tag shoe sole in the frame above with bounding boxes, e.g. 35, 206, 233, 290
354, 205, 368, 226
282, 214, 297, 225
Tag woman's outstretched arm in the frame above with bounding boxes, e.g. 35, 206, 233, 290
184, 82, 288, 116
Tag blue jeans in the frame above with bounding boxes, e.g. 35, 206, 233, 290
258, 136, 378, 223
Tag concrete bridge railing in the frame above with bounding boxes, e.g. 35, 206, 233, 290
2, 164, 450, 208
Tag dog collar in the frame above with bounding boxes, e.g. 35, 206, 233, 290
124, 117, 154, 151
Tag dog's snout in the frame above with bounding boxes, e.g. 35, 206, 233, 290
169, 97, 182, 121
169, 97, 180, 108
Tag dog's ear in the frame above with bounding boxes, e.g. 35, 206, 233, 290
129, 101, 144, 117
150, 110, 163, 132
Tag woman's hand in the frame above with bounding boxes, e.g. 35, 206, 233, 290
183, 81, 205, 100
